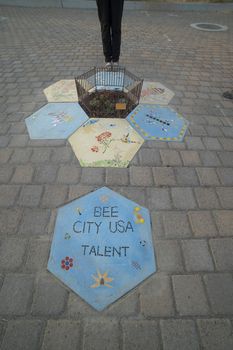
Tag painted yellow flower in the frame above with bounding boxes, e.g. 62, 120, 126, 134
91, 270, 113, 288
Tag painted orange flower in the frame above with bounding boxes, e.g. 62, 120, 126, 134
96, 131, 112, 143
91, 145, 99, 152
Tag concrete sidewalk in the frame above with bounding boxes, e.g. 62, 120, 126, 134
0, 5, 233, 350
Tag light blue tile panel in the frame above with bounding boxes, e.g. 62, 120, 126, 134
25, 102, 89, 139
127, 104, 189, 141
48, 187, 156, 311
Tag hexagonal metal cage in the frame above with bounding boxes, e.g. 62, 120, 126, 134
75, 66, 143, 119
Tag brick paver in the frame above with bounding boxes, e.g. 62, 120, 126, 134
0, 5, 233, 349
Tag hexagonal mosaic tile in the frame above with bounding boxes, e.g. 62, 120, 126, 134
47, 187, 156, 311
140, 81, 174, 105
43, 80, 78, 102
68, 118, 144, 167
25, 102, 89, 139
127, 104, 188, 141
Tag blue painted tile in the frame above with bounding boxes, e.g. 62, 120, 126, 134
127, 104, 189, 141
25, 103, 89, 139
48, 187, 156, 311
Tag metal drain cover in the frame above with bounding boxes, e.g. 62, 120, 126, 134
190, 23, 228, 32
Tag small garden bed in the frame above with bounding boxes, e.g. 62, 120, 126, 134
81, 90, 135, 119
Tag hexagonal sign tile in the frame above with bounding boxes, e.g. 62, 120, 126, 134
43, 80, 78, 102
47, 187, 156, 311
127, 104, 188, 141
68, 118, 144, 167
25, 102, 89, 139
140, 81, 174, 105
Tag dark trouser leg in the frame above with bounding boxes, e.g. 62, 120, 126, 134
96, 0, 112, 62
111, 0, 124, 62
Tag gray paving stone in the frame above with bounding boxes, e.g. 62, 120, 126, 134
0, 274, 34, 316
1, 320, 43, 350
162, 211, 192, 238
199, 151, 221, 167
57, 165, 81, 184
34, 164, 59, 183
19, 208, 50, 235
0, 136, 9, 148
197, 318, 233, 350
67, 293, 98, 318
0, 166, 14, 183
185, 136, 205, 150
216, 187, 233, 208
181, 239, 214, 272
151, 211, 164, 239
175, 167, 199, 186
114, 187, 146, 207
9, 122, 26, 134
189, 124, 207, 136
24, 238, 50, 272
147, 188, 172, 210
203, 137, 222, 150
18, 185, 43, 207
122, 320, 161, 350
213, 210, 233, 236
51, 147, 73, 163
171, 187, 196, 209
105, 290, 139, 316
0, 238, 27, 272
42, 320, 81, 350
196, 167, 220, 186
219, 137, 233, 151
10, 148, 32, 164
217, 168, 233, 186
68, 184, 96, 201
194, 188, 220, 209
168, 141, 186, 150
83, 319, 120, 350
217, 151, 233, 167
203, 273, 233, 314
221, 126, 233, 138
188, 211, 218, 237
80, 168, 105, 185
140, 275, 175, 317
160, 319, 200, 350
210, 238, 233, 271
130, 166, 153, 186
155, 240, 184, 272
11, 165, 34, 184
41, 185, 68, 208
8, 134, 28, 148
145, 140, 168, 149
160, 149, 182, 166
180, 150, 202, 166
0, 208, 22, 235
138, 148, 161, 166
152, 167, 176, 186
205, 125, 223, 137
106, 168, 129, 185
32, 275, 68, 316
0, 149, 13, 164
0, 185, 20, 207
172, 275, 209, 316
30, 148, 52, 163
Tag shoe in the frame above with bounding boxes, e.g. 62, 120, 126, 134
112, 61, 119, 67
105, 62, 112, 68
223, 90, 233, 100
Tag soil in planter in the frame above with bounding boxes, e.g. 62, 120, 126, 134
82, 90, 135, 119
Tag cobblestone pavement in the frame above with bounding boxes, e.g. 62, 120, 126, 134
0, 5, 233, 350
